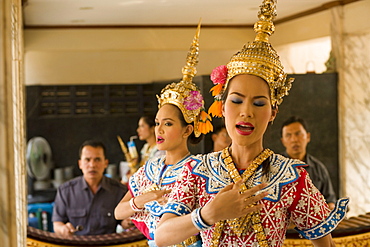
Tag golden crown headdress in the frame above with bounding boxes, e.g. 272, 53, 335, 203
157, 21, 213, 137
209, 0, 294, 117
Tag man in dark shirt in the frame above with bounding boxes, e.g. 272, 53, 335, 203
52, 140, 127, 236
280, 116, 336, 210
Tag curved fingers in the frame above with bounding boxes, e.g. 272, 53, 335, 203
219, 182, 237, 193
241, 183, 267, 197
63, 222, 76, 236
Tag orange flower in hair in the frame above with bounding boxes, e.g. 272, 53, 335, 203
197, 110, 213, 134
209, 65, 228, 118
208, 100, 223, 118
210, 84, 223, 97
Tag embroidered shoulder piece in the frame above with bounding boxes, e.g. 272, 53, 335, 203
258, 154, 305, 202
192, 151, 230, 194
192, 152, 306, 201
144, 155, 192, 186
143, 156, 164, 183
295, 197, 349, 239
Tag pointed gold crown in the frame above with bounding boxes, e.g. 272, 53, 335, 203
226, 0, 294, 107
157, 21, 213, 137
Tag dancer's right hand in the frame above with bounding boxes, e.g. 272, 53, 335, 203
201, 181, 267, 225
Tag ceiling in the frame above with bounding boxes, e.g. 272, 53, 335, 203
22, 0, 359, 28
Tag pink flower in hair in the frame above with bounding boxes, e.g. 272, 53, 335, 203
184, 91, 203, 110
210, 65, 228, 85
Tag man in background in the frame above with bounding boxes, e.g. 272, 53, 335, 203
52, 140, 128, 236
280, 116, 336, 210
211, 124, 232, 152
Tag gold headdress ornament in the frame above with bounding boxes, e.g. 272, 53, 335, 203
208, 0, 295, 117
157, 21, 213, 137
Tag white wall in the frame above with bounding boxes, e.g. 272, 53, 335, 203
23, 7, 335, 85
24, 1, 370, 85
24, 28, 255, 85
276, 36, 331, 74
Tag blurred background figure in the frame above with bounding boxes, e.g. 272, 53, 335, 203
121, 115, 165, 184
210, 124, 232, 152
136, 115, 165, 167
280, 116, 336, 209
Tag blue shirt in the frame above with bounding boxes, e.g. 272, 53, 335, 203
52, 175, 127, 235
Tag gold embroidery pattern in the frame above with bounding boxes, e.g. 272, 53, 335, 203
142, 183, 160, 193
211, 147, 273, 247
172, 235, 201, 247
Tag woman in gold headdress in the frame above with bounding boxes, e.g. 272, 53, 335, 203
114, 22, 212, 247
155, 1, 348, 247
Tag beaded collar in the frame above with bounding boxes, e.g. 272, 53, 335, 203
211, 147, 272, 247
143, 153, 191, 193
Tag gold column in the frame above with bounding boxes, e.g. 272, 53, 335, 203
0, 0, 26, 246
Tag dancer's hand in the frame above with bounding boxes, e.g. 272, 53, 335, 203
201, 181, 267, 225
134, 189, 172, 208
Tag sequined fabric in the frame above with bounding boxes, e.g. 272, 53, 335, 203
162, 152, 346, 247
129, 154, 193, 240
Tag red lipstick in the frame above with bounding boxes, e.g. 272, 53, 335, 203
156, 136, 164, 144
236, 122, 254, 136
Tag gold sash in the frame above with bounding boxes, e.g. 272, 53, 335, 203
211, 148, 273, 247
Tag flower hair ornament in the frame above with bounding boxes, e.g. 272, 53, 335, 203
157, 21, 213, 137
208, 0, 294, 118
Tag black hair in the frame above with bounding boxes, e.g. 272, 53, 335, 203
140, 114, 156, 128
79, 140, 107, 159
280, 116, 308, 137
173, 105, 204, 145
212, 124, 226, 135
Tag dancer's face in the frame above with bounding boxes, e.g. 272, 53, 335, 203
222, 74, 277, 148
155, 104, 192, 151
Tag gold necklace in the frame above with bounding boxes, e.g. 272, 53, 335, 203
211, 147, 273, 247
